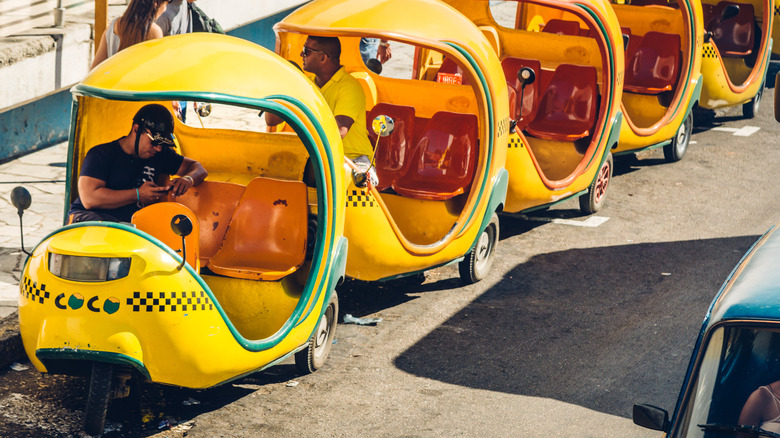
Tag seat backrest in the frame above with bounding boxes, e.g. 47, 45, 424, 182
437, 57, 470, 85
392, 111, 478, 200
169, 180, 245, 266
501, 57, 542, 127
132, 202, 200, 271
624, 31, 682, 94
207, 177, 308, 280
707, 1, 755, 56
542, 19, 580, 36
366, 103, 416, 190
525, 64, 598, 142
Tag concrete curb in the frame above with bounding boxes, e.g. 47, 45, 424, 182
0, 311, 25, 370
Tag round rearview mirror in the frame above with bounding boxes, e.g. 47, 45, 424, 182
517, 67, 536, 87
372, 115, 395, 137
195, 102, 211, 117
11, 186, 31, 213
171, 214, 193, 237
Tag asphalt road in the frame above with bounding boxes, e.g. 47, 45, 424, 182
1, 71, 779, 438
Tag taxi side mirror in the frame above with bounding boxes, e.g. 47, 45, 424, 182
10, 186, 32, 256
171, 214, 193, 270
633, 403, 669, 432
721, 4, 740, 21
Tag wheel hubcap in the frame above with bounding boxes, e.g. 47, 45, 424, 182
313, 305, 332, 358
474, 227, 493, 272
594, 161, 610, 203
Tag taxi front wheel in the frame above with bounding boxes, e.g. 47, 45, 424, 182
459, 213, 499, 284
83, 362, 113, 436
579, 153, 612, 215
664, 113, 692, 162
743, 83, 763, 118
295, 291, 338, 374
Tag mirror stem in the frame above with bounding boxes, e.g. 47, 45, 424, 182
17, 213, 31, 256
177, 236, 187, 270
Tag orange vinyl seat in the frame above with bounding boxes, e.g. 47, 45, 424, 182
169, 180, 245, 267
706, 1, 755, 57
525, 64, 598, 142
132, 202, 200, 271
206, 177, 308, 281
392, 111, 478, 201
542, 19, 580, 36
624, 31, 682, 94
367, 103, 416, 190
501, 57, 542, 129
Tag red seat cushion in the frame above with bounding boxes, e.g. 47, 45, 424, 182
367, 103, 416, 190
501, 57, 542, 129
525, 64, 598, 142
542, 19, 580, 36
707, 1, 755, 57
392, 112, 479, 201
624, 31, 682, 94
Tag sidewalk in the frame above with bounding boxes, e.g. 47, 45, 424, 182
0, 142, 66, 367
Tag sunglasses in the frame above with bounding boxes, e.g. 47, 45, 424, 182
145, 131, 174, 147
301, 46, 329, 57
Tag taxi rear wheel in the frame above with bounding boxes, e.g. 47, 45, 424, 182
743, 83, 763, 118
459, 213, 499, 284
664, 113, 692, 162
579, 153, 612, 215
83, 362, 113, 436
295, 291, 338, 374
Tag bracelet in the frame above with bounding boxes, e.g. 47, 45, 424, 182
182, 175, 194, 185
379, 41, 389, 47
136, 188, 140, 203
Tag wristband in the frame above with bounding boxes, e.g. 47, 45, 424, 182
182, 175, 194, 185
136, 188, 140, 202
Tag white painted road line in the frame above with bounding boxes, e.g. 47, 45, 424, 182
712, 126, 761, 136
523, 215, 610, 227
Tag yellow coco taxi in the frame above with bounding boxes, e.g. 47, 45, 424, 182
608, 0, 703, 162
443, 0, 624, 214
275, 0, 510, 283
698, 0, 774, 117
13, 34, 346, 436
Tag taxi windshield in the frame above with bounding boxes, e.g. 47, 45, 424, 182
677, 326, 780, 437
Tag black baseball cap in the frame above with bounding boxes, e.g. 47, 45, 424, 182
133, 104, 175, 147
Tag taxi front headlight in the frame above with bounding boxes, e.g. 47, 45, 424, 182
48, 253, 131, 282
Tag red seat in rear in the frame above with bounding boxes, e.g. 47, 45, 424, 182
501, 57, 542, 129
624, 31, 681, 94
707, 1, 755, 57
392, 111, 478, 201
542, 19, 580, 36
367, 103, 416, 190
525, 64, 598, 142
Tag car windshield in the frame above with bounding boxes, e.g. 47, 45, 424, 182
676, 326, 780, 437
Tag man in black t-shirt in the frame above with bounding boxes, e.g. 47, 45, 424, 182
67, 104, 207, 223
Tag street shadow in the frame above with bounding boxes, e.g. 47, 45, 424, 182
394, 235, 760, 419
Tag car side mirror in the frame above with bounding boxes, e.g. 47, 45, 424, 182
195, 102, 211, 117
10, 186, 32, 256
722, 4, 740, 21
170, 214, 193, 270
633, 403, 669, 432
517, 67, 536, 90
371, 114, 395, 137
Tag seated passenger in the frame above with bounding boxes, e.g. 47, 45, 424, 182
739, 380, 780, 433
67, 104, 207, 223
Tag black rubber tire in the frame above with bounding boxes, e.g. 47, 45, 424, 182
83, 362, 113, 436
743, 82, 763, 118
579, 153, 613, 215
663, 112, 692, 162
295, 291, 338, 374
459, 213, 499, 285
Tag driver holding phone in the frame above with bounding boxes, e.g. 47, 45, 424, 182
67, 104, 207, 223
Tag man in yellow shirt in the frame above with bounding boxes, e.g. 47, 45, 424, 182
266, 36, 373, 160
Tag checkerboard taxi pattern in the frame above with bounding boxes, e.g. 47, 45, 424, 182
703, 45, 718, 59
126, 291, 212, 312
21, 277, 49, 304
347, 189, 376, 207
508, 136, 525, 149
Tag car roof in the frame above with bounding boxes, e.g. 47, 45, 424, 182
706, 225, 780, 329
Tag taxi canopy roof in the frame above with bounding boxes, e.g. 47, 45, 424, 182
76, 33, 329, 116
707, 226, 780, 328
275, 0, 498, 72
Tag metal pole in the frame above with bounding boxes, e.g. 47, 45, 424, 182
95, 0, 108, 55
